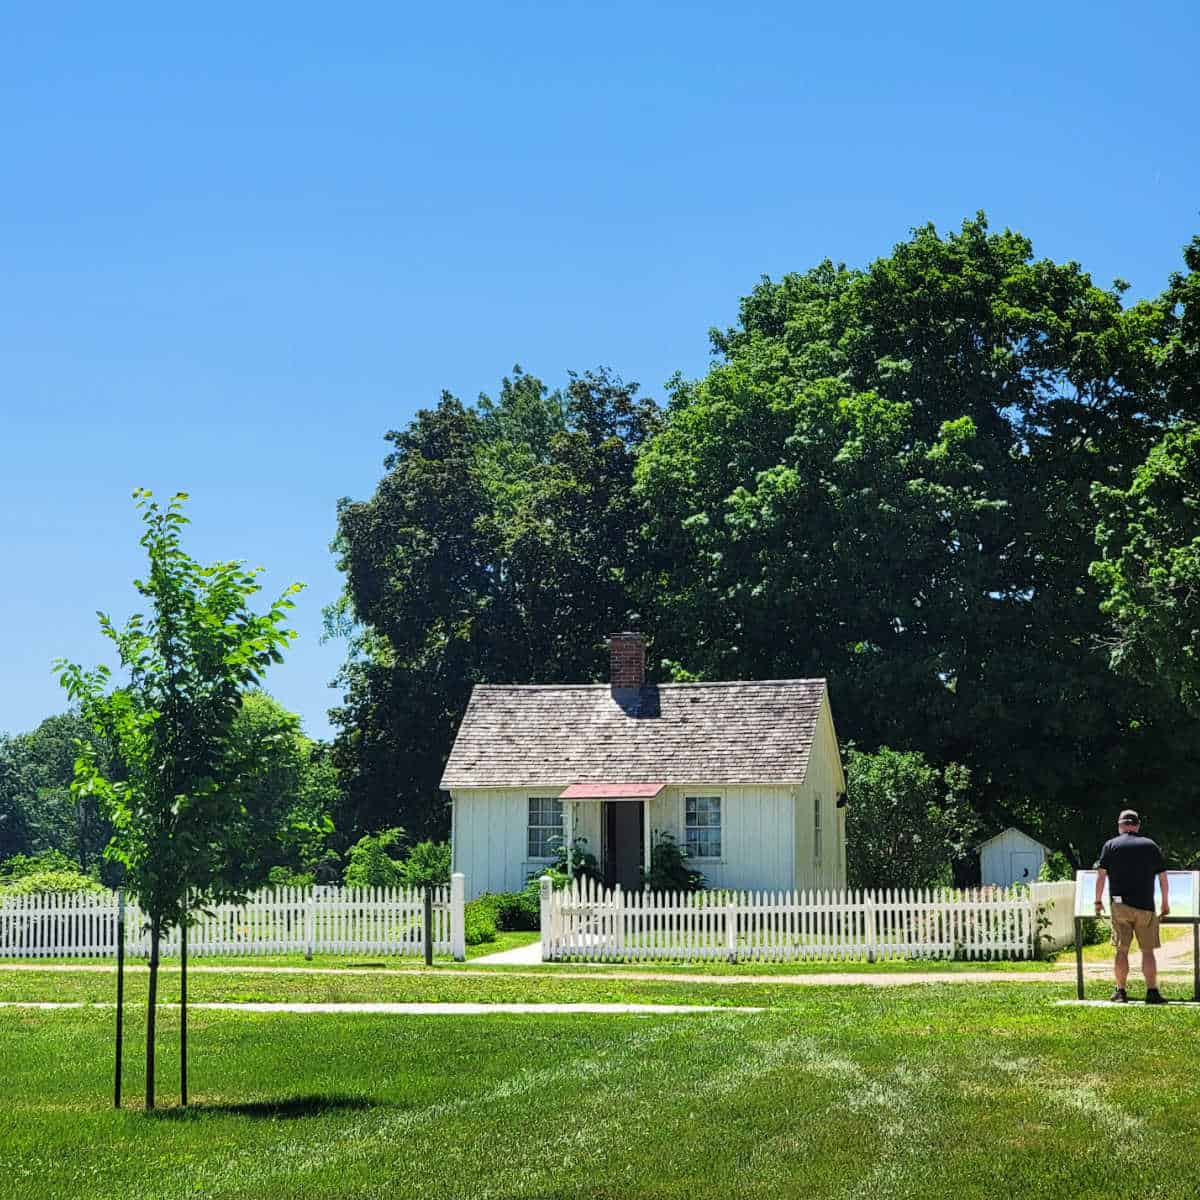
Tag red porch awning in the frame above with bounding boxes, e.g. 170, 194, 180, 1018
557, 782, 665, 800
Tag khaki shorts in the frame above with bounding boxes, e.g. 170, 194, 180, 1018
1110, 902, 1161, 951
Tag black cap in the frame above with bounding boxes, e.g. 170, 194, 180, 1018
1118, 809, 1140, 825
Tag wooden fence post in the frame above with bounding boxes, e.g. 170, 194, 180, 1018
304, 887, 316, 961
423, 887, 434, 966
724, 899, 738, 963
865, 891, 877, 963
450, 873, 466, 962
539, 875, 553, 961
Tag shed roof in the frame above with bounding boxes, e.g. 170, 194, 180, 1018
978, 826, 1050, 852
440, 679, 828, 790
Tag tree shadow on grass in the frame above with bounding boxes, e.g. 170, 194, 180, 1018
147, 1094, 389, 1120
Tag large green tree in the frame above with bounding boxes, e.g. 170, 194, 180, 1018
59, 490, 302, 1108
224, 691, 338, 877
635, 216, 1200, 857
1093, 422, 1200, 719
329, 367, 658, 840
0, 713, 114, 870
1092, 238, 1200, 726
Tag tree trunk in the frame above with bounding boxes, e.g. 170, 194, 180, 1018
145, 915, 160, 1110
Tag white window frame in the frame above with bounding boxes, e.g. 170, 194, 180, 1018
682, 792, 724, 862
527, 796, 563, 861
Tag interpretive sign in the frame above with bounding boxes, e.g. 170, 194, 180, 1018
1072, 871, 1200, 1001
1074, 870, 1198, 918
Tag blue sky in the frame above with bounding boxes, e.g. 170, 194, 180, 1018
3, 1, 1198, 740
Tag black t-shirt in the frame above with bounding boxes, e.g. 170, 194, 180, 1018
1098, 833, 1166, 912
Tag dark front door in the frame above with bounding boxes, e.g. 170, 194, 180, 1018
604, 801, 644, 891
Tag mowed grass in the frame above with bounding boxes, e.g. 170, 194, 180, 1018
1, 977, 1199, 1200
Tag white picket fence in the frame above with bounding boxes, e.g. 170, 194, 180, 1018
0, 876, 467, 961
540, 876, 1068, 963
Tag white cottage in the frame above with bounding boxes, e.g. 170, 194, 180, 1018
441, 632, 847, 899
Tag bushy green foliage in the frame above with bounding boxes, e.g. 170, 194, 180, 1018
548, 837, 602, 884
462, 899, 498, 945
471, 887, 541, 932
0, 850, 105, 894
643, 832, 704, 892
342, 828, 406, 888
1093, 415, 1200, 718
845, 747, 979, 890
266, 865, 316, 889
1, 868, 106, 896
1037, 851, 1075, 882
0, 713, 114, 868
397, 840, 451, 889
0, 849, 83, 881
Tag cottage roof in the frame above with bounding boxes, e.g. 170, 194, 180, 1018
440, 679, 828, 790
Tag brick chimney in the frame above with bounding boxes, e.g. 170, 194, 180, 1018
608, 631, 646, 688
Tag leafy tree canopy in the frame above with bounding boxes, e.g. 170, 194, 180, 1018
0, 712, 115, 871
1092, 240, 1200, 723
636, 215, 1200, 856
328, 367, 658, 839
844, 747, 979, 890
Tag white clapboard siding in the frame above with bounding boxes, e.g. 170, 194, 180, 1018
0, 879, 466, 960
542, 880, 1035, 963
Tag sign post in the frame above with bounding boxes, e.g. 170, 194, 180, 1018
114, 887, 126, 1108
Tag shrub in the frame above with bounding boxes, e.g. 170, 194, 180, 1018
472, 887, 541, 932
266, 865, 315, 889
845, 747, 979, 890
1037, 851, 1074, 882
0, 849, 84, 882
548, 837, 603, 884
2, 869, 107, 896
643, 832, 704, 892
343, 828, 406, 888
398, 840, 451, 890
463, 899, 498, 945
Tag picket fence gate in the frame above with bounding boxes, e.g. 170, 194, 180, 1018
539, 876, 1056, 963
0, 876, 467, 961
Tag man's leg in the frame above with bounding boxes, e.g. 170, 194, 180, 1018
1114, 947, 1129, 989
1143, 949, 1157, 990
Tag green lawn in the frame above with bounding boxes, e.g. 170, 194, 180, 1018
1, 973, 1199, 1199
0, 948, 1070, 974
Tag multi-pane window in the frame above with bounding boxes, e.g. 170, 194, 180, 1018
527, 797, 563, 859
813, 794, 822, 866
685, 795, 722, 859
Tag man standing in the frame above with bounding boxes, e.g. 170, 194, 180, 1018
1095, 809, 1170, 1004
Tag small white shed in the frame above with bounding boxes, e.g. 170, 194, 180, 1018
979, 827, 1049, 887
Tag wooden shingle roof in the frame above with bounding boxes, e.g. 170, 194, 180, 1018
440, 679, 828, 790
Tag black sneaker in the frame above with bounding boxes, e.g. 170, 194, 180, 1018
1110, 987, 1128, 1003
1145, 989, 1168, 1005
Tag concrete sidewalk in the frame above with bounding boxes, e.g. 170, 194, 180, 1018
471, 940, 545, 965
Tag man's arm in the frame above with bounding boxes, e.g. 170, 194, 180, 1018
1094, 868, 1107, 913
1159, 871, 1170, 917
